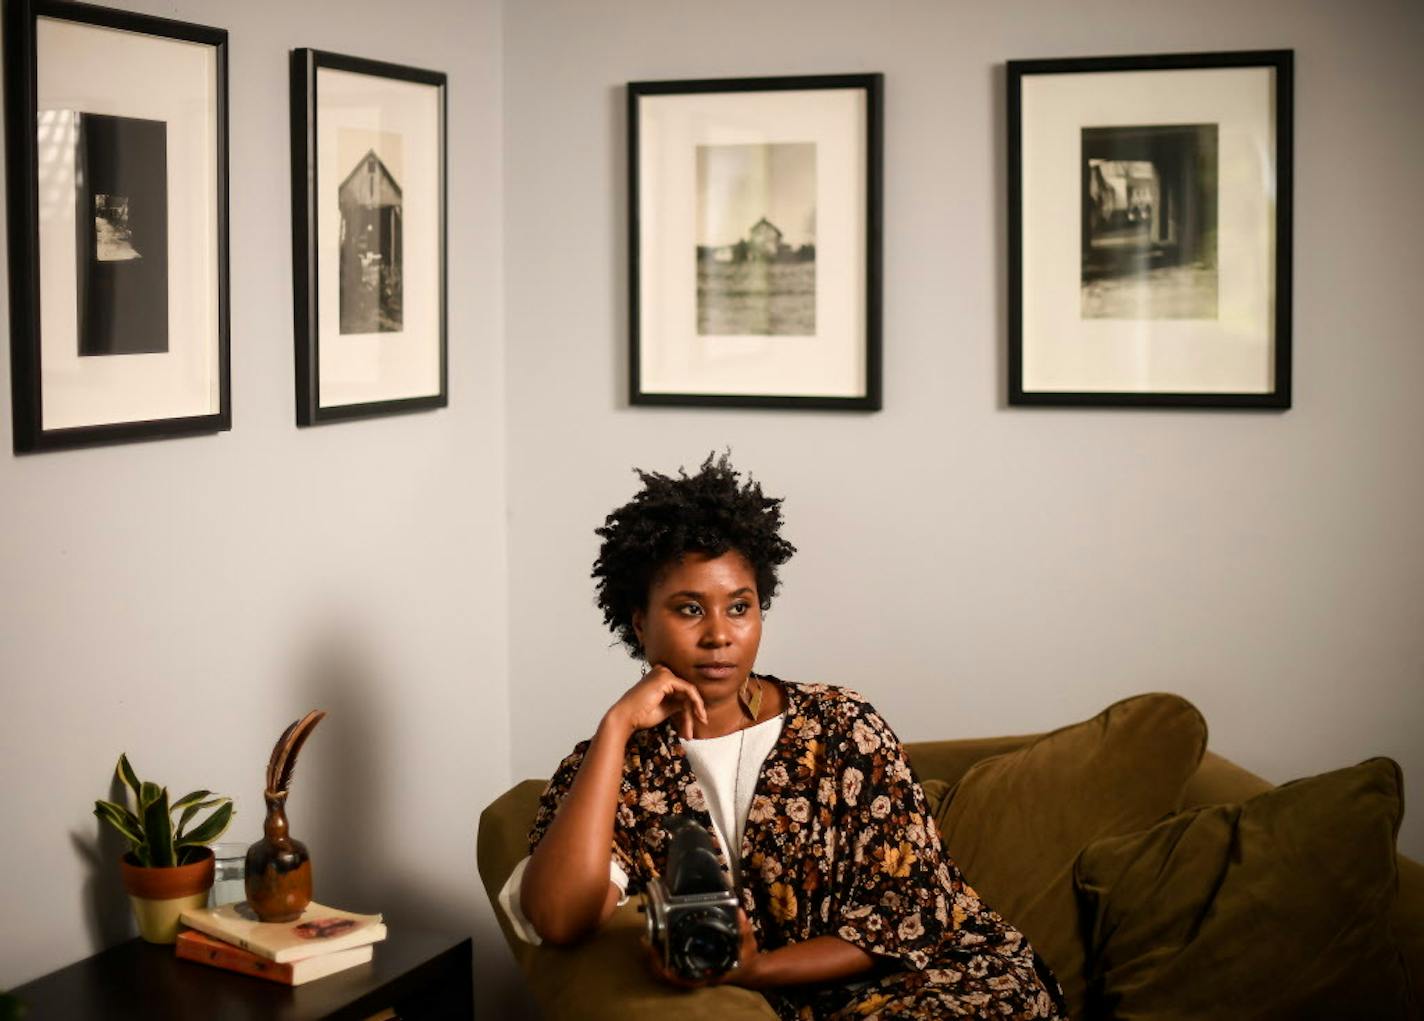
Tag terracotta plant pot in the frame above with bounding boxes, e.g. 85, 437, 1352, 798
119, 848, 215, 944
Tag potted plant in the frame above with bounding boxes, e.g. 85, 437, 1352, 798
93, 754, 234, 943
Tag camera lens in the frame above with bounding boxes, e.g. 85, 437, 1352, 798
670, 909, 739, 981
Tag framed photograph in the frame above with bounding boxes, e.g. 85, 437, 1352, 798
629, 73, 882, 410
291, 49, 446, 425
4, 0, 229, 453
1008, 51, 1293, 408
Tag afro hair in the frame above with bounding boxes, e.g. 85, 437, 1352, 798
592, 452, 797, 656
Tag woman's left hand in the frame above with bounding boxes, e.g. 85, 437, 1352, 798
724, 909, 763, 987
642, 909, 761, 989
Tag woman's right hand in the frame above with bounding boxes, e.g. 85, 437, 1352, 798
605, 665, 708, 739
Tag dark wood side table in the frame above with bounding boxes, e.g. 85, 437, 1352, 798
8, 928, 472, 1020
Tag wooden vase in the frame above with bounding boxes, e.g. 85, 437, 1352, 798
244, 791, 312, 922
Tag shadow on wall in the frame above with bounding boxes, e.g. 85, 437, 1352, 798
291, 624, 392, 915
291, 623, 538, 1018
73, 774, 136, 948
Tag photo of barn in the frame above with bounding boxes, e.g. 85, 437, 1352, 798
339, 148, 404, 334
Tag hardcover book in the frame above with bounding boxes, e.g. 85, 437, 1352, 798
175, 929, 373, 985
178, 901, 386, 963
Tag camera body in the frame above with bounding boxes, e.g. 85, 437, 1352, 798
642, 815, 741, 982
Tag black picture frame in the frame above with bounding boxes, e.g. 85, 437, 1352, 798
1008, 51, 1293, 409
291, 49, 448, 426
629, 73, 883, 411
4, 0, 229, 453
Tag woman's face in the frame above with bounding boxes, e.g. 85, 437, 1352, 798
633, 550, 762, 698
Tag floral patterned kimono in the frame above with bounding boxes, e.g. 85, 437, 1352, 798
529, 679, 1066, 1020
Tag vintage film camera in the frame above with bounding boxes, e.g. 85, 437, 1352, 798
641, 815, 741, 982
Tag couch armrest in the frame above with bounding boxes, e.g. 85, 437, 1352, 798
477, 781, 778, 1021
524, 900, 777, 1021
477, 779, 544, 968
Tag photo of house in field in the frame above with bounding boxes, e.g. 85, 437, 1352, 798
696, 142, 817, 336
698, 216, 816, 266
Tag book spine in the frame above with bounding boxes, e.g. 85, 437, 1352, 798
177, 914, 277, 962
176, 936, 296, 985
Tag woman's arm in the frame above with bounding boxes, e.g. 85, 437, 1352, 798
521, 667, 707, 946
724, 906, 875, 990
732, 936, 876, 989
647, 909, 876, 990
519, 712, 632, 945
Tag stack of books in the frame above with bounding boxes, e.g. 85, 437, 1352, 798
177, 901, 387, 986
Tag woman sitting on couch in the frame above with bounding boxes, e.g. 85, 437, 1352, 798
506, 454, 1066, 1020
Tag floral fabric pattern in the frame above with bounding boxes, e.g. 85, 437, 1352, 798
529, 679, 1066, 1020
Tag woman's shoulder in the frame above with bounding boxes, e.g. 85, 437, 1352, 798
778, 678, 883, 725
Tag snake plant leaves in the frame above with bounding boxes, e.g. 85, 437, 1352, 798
176, 799, 233, 849
139, 781, 162, 816
93, 800, 144, 851
176, 796, 225, 839
116, 754, 143, 805
170, 790, 212, 813
95, 756, 233, 870
144, 788, 175, 867
171, 790, 211, 835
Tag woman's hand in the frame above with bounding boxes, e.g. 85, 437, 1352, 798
605, 665, 708, 739
724, 909, 763, 987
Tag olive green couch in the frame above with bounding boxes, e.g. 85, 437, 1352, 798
478, 730, 1423, 1020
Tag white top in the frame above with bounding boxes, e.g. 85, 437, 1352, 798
679, 711, 785, 884
498, 713, 786, 945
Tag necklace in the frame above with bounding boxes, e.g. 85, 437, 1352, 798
732, 727, 747, 860
731, 676, 765, 858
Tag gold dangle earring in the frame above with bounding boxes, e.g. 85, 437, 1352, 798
737, 674, 763, 722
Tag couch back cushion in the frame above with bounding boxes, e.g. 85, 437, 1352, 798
928, 692, 1208, 1018
1075, 756, 1414, 1021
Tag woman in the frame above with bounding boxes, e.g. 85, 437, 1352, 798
509, 455, 1065, 1020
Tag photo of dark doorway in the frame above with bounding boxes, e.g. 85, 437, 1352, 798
1081, 123, 1218, 320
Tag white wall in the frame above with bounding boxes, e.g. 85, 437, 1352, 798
503, 0, 1424, 879
0, 0, 527, 1015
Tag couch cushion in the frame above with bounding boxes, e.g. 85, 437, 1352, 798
933, 693, 1208, 1018
921, 777, 952, 817
1074, 757, 1414, 1021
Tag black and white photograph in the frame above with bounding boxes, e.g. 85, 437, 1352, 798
5, 1, 229, 453
696, 142, 816, 337
1009, 51, 1292, 408
75, 112, 169, 357
292, 49, 446, 425
1082, 124, 1217, 320
630, 74, 882, 410
338, 131, 404, 335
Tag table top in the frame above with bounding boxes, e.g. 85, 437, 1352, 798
9, 927, 472, 1021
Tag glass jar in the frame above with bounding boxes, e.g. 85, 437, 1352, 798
208, 842, 248, 908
